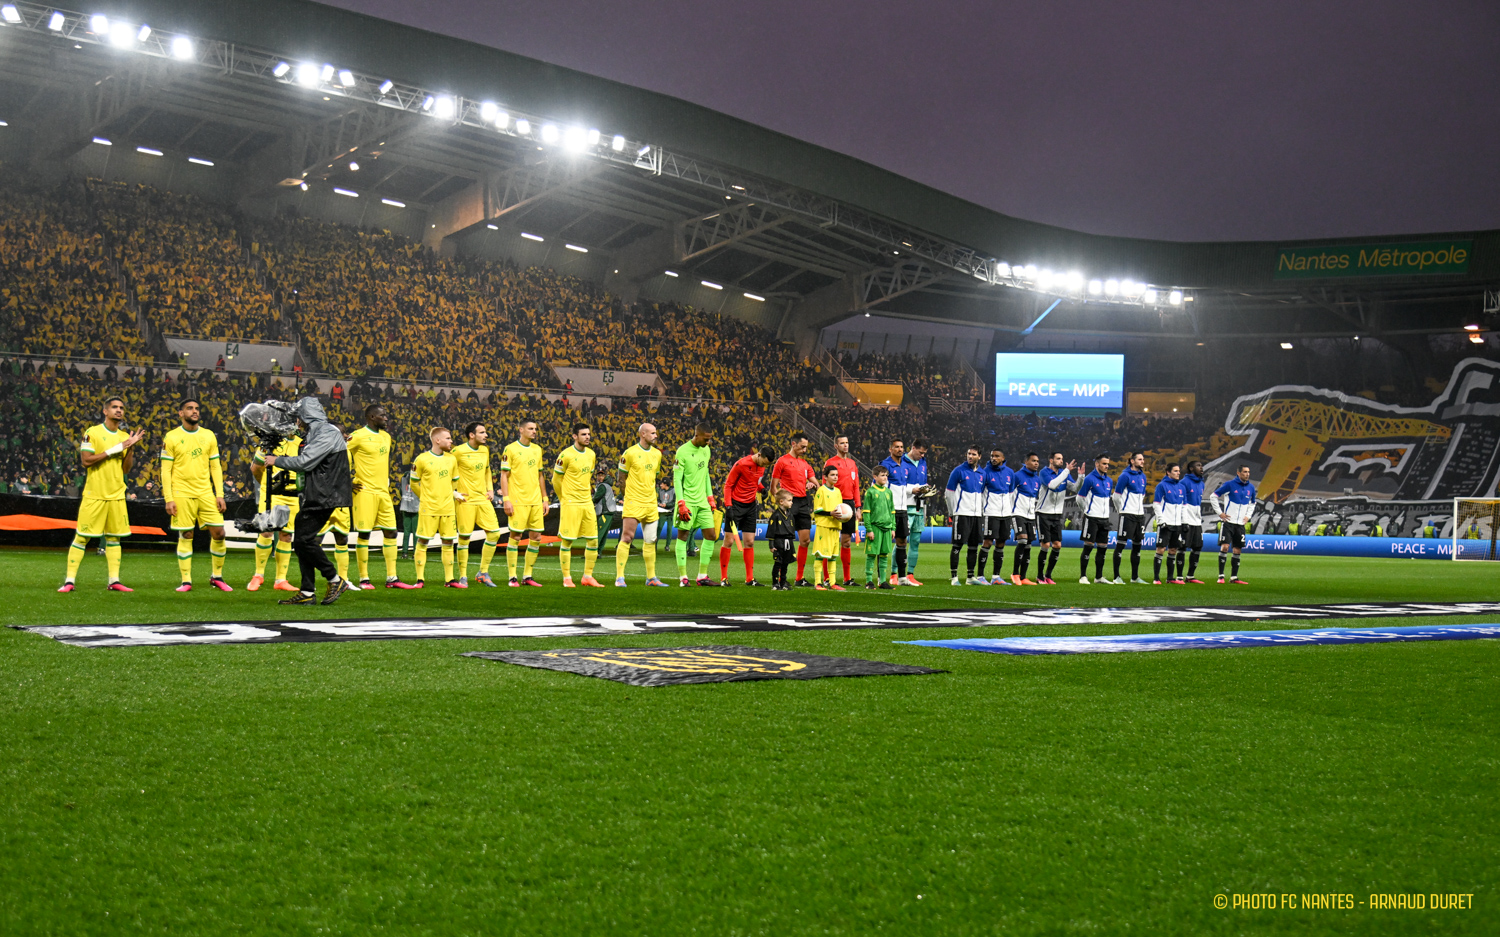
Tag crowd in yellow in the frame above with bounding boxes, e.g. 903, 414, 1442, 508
0, 185, 148, 362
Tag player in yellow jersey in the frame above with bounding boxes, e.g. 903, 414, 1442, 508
160, 398, 231, 592
60, 395, 147, 592
248, 434, 302, 591
454, 421, 503, 587
553, 422, 603, 587
613, 422, 668, 587
500, 419, 549, 587
347, 405, 414, 589
410, 426, 463, 588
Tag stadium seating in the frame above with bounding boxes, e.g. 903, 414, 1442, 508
0, 183, 149, 362
87, 179, 285, 344
0, 358, 255, 498
838, 350, 982, 402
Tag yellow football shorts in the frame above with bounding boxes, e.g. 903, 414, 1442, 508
507, 501, 546, 533
417, 513, 457, 540
812, 524, 841, 559
76, 498, 131, 538
170, 494, 224, 531
620, 499, 658, 523
352, 488, 397, 532
457, 497, 501, 534
558, 503, 598, 541
319, 507, 351, 536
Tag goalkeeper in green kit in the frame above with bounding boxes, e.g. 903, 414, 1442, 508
672, 423, 721, 586
863, 465, 897, 590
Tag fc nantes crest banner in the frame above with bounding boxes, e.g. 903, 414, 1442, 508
464, 646, 943, 686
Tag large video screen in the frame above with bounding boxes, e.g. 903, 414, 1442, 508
994, 353, 1124, 414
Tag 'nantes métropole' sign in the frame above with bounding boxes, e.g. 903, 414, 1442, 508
1274, 240, 1472, 279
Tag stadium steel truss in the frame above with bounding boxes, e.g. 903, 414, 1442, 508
0, 0, 1496, 346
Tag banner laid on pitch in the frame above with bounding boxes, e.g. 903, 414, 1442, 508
17, 601, 1500, 648
902, 624, 1500, 656
464, 646, 944, 686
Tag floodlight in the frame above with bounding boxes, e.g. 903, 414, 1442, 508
1143, 288, 1158, 303
136, 147, 163, 156
333, 188, 358, 197
1470, 333, 1485, 344
541, 123, 559, 144
299, 182, 308, 191
1, 6, 20, 24
297, 63, 320, 87
1463, 323, 1480, 331
663, 270, 678, 277
563, 126, 585, 151
377, 79, 393, 94
108, 20, 133, 46
486, 224, 498, 230
701, 280, 723, 290
515, 119, 530, 134
1168, 290, 1183, 306
272, 61, 290, 77
171, 36, 194, 59
338, 69, 354, 87
1280, 342, 1294, 349
1088, 279, 1102, 295
1065, 271, 1084, 292
48, 11, 64, 29
380, 198, 405, 207
320, 64, 334, 82
136, 24, 150, 41
188, 157, 213, 166
480, 101, 499, 122
996, 262, 1011, 278
611, 134, 625, 151
1021, 264, 1037, 280
1036, 269, 1054, 289
637, 144, 651, 156
421, 95, 434, 110
348, 161, 359, 171
1104, 279, 1119, 296
433, 95, 455, 119
743, 292, 765, 302
92, 136, 111, 145
586, 128, 600, 145
565, 243, 588, 253
90, 13, 107, 33
0, 120, 7, 126
520, 232, 543, 242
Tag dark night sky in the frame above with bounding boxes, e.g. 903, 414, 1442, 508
324, 0, 1500, 243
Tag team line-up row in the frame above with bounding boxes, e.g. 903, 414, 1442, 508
57, 396, 1259, 601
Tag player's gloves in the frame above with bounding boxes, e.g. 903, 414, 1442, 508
707, 494, 717, 510
677, 500, 690, 522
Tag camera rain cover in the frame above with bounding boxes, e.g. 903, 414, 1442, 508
239, 400, 298, 441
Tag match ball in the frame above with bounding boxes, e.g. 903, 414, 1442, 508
833, 503, 854, 522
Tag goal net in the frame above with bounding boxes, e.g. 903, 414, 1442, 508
1452, 498, 1500, 560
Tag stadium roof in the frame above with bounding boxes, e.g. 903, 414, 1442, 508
1, 0, 1495, 343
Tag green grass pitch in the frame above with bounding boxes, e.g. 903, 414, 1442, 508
3, 545, 1497, 934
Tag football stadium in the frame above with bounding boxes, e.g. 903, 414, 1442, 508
1, 1, 1496, 932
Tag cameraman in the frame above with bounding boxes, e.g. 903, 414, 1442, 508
262, 398, 353, 605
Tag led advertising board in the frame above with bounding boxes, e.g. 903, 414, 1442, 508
994, 353, 1124, 414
